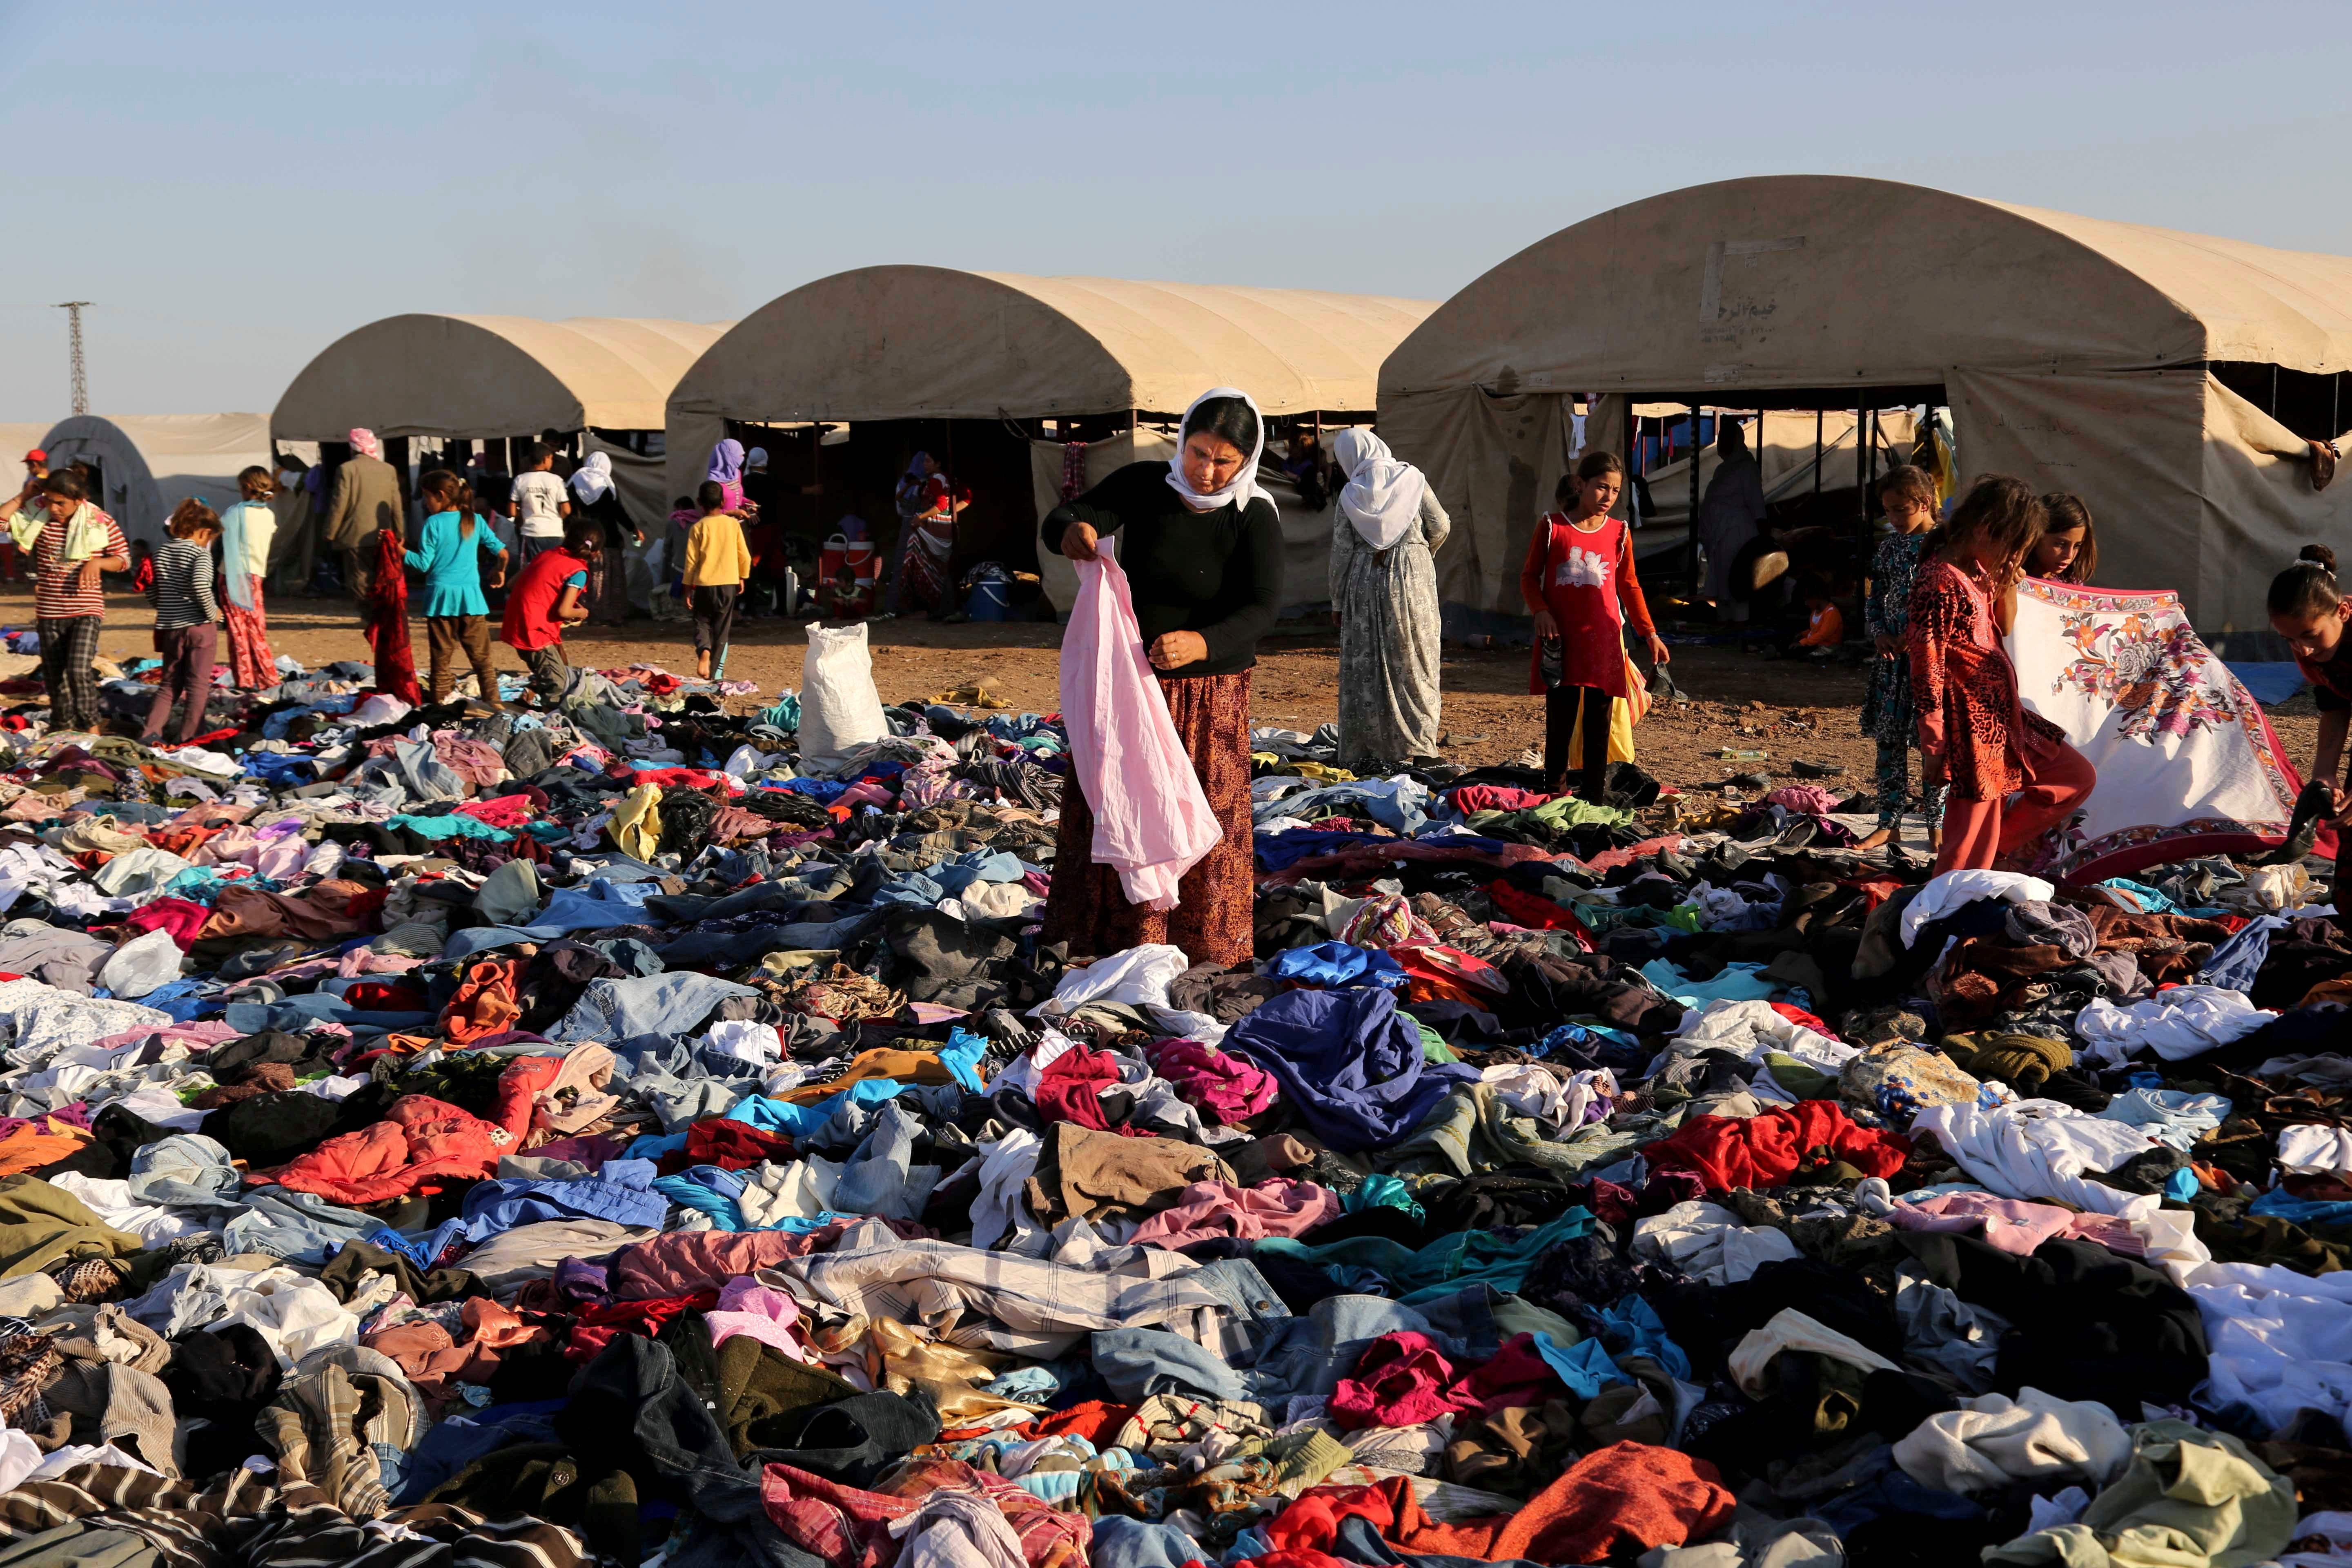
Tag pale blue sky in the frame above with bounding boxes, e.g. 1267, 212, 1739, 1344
1, 0, 2345, 422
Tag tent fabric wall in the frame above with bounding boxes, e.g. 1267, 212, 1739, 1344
0, 425, 51, 466
1380, 175, 2352, 630
581, 432, 672, 536
35, 414, 316, 550
2196, 376, 2352, 640
1378, 388, 1582, 612
670, 266, 1434, 507
274, 315, 730, 443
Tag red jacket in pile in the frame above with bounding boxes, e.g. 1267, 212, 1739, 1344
257, 1094, 508, 1206
1639, 1100, 1909, 1192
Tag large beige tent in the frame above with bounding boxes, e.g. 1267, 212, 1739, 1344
35, 415, 316, 548
1381, 176, 2352, 635
273, 315, 731, 443
666, 267, 1434, 610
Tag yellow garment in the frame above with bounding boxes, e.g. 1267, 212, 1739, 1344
1564, 653, 1653, 769
1561, 690, 1638, 769
869, 1317, 1045, 1423
932, 684, 1013, 710
610, 783, 663, 860
683, 514, 752, 587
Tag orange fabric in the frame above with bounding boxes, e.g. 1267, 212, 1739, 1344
1267, 1445, 1735, 1566
1496, 1442, 1737, 1563
439, 956, 523, 1045
1797, 604, 1845, 647
0, 1118, 89, 1176
258, 1094, 505, 1206
780, 1048, 953, 1105
145, 823, 224, 858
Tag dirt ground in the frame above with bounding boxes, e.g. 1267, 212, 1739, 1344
25, 585, 2322, 792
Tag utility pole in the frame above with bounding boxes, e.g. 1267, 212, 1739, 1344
55, 302, 90, 415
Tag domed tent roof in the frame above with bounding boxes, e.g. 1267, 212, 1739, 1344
1379, 176, 2352, 630
273, 315, 732, 441
671, 265, 1435, 425
1380, 174, 2352, 403
36, 413, 306, 548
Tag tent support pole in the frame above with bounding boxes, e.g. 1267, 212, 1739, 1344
1855, 402, 1869, 564
1813, 408, 1823, 513
1686, 401, 1702, 590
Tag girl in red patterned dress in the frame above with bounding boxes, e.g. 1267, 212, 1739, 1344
1907, 477, 2096, 874
1518, 451, 1671, 801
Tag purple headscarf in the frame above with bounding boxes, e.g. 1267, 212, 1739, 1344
706, 439, 745, 486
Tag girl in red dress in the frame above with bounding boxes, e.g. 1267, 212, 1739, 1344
1908, 476, 2096, 874
1517, 451, 1671, 800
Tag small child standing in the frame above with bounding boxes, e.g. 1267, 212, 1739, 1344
1857, 465, 1944, 852
1517, 451, 1670, 800
143, 501, 222, 746
508, 442, 571, 567
683, 480, 751, 680
500, 519, 597, 704
406, 470, 509, 706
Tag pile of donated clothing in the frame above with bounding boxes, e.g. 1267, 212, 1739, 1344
0, 657, 2349, 1568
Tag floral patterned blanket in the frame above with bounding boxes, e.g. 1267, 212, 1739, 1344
2008, 578, 2301, 880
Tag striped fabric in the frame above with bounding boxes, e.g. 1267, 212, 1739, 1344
149, 538, 219, 630
0, 1462, 590, 1568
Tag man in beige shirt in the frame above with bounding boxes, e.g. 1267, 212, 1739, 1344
322, 428, 403, 608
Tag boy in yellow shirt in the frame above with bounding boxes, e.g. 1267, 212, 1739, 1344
682, 480, 751, 679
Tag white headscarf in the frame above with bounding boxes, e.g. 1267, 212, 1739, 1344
570, 450, 613, 505
1334, 428, 1427, 552
1165, 388, 1277, 517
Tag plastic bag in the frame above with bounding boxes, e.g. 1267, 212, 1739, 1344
800, 622, 887, 759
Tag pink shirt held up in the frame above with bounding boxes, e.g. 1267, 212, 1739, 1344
1059, 540, 1222, 911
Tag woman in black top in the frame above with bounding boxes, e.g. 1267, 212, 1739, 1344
1039, 388, 1283, 967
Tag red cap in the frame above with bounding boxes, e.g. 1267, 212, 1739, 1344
20, 450, 44, 465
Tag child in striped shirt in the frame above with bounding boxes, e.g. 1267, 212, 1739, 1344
143, 501, 223, 746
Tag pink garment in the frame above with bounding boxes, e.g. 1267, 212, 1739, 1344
1451, 785, 1552, 815
1058, 542, 1220, 911
120, 898, 212, 951
608, 1225, 837, 1301
1328, 1332, 1477, 1431
1130, 1177, 1341, 1250
1766, 784, 1843, 817
1147, 1040, 1279, 1121
350, 428, 381, 459
193, 824, 309, 880
705, 1276, 808, 1360
1889, 1192, 2146, 1257
84, 1020, 238, 1056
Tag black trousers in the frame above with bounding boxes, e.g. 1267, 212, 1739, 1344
1543, 684, 1613, 798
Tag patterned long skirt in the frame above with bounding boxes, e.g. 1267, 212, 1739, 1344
224, 578, 275, 689
1043, 668, 1254, 967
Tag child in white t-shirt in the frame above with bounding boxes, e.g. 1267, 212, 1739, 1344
508, 441, 571, 564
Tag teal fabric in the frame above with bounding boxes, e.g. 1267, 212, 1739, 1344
405, 509, 507, 617
1256, 1204, 1595, 1305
